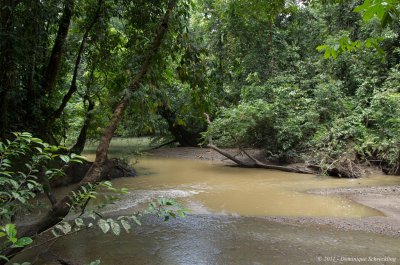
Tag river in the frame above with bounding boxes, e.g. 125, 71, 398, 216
12, 141, 400, 264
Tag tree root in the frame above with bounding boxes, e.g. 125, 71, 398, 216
52, 158, 136, 187
326, 158, 364, 178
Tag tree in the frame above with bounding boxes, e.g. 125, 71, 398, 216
1, 2, 180, 262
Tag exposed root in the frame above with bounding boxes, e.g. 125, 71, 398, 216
52, 158, 136, 187
326, 158, 365, 178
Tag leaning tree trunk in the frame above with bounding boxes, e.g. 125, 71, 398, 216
42, 0, 74, 95
1, 1, 178, 262
45, 0, 103, 130
83, 0, 177, 184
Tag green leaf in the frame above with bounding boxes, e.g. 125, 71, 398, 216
74, 218, 84, 227
63, 222, 72, 233
59, 155, 70, 163
169, 212, 176, 219
177, 210, 186, 218
34, 147, 42, 153
51, 229, 60, 237
110, 221, 120, 236
13, 237, 33, 247
323, 49, 331, 59
70, 154, 87, 161
15, 194, 27, 203
131, 215, 141, 226
120, 219, 131, 233
97, 219, 110, 233
5, 224, 17, 239
316, 45, 328, 52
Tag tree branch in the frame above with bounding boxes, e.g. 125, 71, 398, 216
0, 2, 179, 263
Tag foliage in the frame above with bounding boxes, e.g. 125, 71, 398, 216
354, 0, 400, 27
0, 132, 84, 222
0, 224, 32, 263
316, 0, 398, 58
0, 133, 189, 263
51, 197, 187, 238
206, 75, 320, 162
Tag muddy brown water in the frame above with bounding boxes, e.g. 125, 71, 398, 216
108, 157, 400, 218
13, 153, 400, 264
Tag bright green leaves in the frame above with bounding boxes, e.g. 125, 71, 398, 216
54, 198, 188, 238
13, 237, 33, 248
316, 37, 384, 59
4, 224, 17, 240
230, 0, 288, 23
59, 154, 70, 163
0, 132, 87, 222
354, 0, 400, 27
0, 224, 33, 253
317, 0, 399, 59
68, 181, 128, 216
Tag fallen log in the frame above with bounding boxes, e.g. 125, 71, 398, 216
204, 113, 315, 174
208, 144, 315, 174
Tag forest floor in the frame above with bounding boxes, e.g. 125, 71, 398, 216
148, 147, 400, 237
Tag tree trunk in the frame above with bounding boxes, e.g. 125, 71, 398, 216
83, 0, 177, 184
0, 0, 20, 138
208, 144, 315, 174
158, 106, 201, 147
1, 1, 177, 262
0, 90, 8, 140
204, 114, 315, 174
46, 0, 103, 129
42, 0, 74, 95
70, 98, 95, 154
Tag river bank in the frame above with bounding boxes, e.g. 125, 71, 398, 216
147, 147, 400, 237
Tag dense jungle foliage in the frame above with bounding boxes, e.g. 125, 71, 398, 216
2, 0, 400, 263
3, 0, 400, 174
